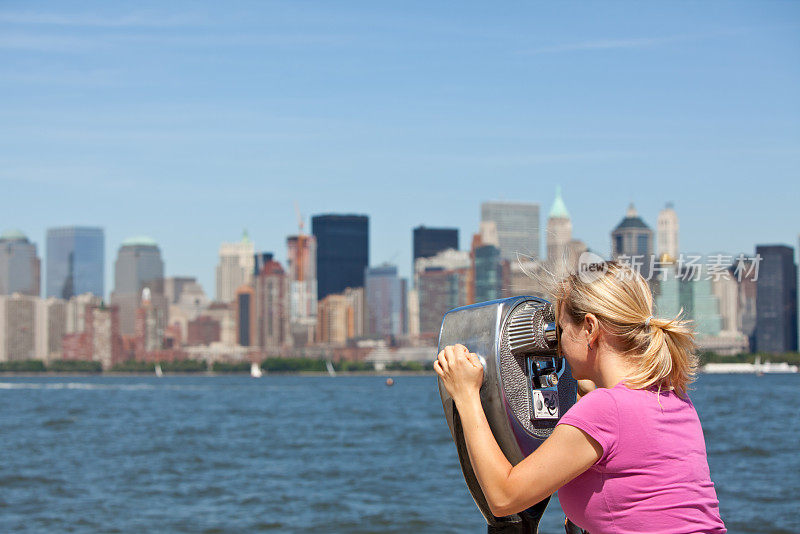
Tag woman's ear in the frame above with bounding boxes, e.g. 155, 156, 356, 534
584, 313, 600, 346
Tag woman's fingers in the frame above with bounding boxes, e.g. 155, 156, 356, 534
466, 351, 481, 368
444, 345, 457, 368
437, 350, 449, 373
445, 344, 473, 368
438, 345, 480, 376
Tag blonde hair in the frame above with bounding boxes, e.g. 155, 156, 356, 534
553, 261, 697, 397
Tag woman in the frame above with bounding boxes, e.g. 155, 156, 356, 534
434, 262, 726, 533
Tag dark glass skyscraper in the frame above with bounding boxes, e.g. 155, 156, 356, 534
474, 244, 502, 302
413, 226, 459, 273
46, 227, 104, 299
312, 214, 369, 300
755, 245, 798, 353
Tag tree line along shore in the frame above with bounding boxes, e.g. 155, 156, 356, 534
0, 357, 435, 374
1, 353, 797, 375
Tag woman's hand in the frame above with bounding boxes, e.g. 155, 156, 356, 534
434, 344, 484, 406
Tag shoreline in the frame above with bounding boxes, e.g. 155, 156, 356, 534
0, 370, 436, 378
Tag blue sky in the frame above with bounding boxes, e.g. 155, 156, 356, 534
2, 1, 799, 297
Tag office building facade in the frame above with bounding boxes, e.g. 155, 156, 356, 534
0, 229, 40, 297
0, 293, 37, 361
480, 201, 540, 262
413, 226, 459, 269
216, 231, 255, 303
755, 245, 798, 353
110, 236, 166, 336
365, 264, 404, 338
656, 203, 679, 263
46, 226, 104, 299
312, 214, 369, 300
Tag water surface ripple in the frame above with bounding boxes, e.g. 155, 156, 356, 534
0, 374, 796, 533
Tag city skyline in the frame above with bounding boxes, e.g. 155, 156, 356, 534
1, 198, 797, 301
1, 195, 795, 362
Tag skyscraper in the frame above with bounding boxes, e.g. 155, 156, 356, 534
480, 201, 540, 262
235, 284, 255, 348
611, 203, 653, 259
471, 222, 503, 303
111, 236, 165, 336
136, 288, 165, 353
656, 203, 679, 263
216, 231, 255, 303
45, 226, 104, 299
755, 245, 798, 353
737, 257, 758, 349
164, 276, 197, 305
413, 226, 459, 268
473, 245, 502, 303
655, 267, 722, 338
312, 214, 369, 300
546, 186, 572, 264
287, 234, 317, 345
316, 287, 365, 345
35, 298, 66, 361
0, 293, 37, 361
0, 229, 40, 296
416, 249, 471, 339
365, 264, 404, 338
254, 259, 289, 349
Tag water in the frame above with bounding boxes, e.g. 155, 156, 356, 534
0, 374, 797, 533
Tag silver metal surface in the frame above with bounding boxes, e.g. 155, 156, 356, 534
437, 296, 578, 530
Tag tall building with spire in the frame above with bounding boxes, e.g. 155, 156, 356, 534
546, 186, 572, 263
0, 229, 40, 296
657, 202, 679, 263
216, 230, 255, 303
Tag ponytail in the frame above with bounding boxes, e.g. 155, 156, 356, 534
624, 312, 697, 398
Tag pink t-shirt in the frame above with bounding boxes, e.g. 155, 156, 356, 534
557, 382, 726, 534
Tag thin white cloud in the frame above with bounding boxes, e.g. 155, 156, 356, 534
0, 29, 351, 53
0, 67, 128, 87
415, 150, 640, 166
0, 164, 137, 190
0, 11, 204, 28
522, 27, 758, 55
524, 35, 693, 55
0, 32, 92, 52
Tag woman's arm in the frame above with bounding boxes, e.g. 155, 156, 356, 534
436, 345, 603, 517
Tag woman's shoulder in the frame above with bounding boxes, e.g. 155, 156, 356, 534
564, 385, 620, 419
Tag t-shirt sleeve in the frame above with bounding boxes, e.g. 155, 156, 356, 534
557, 388, 619, 464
